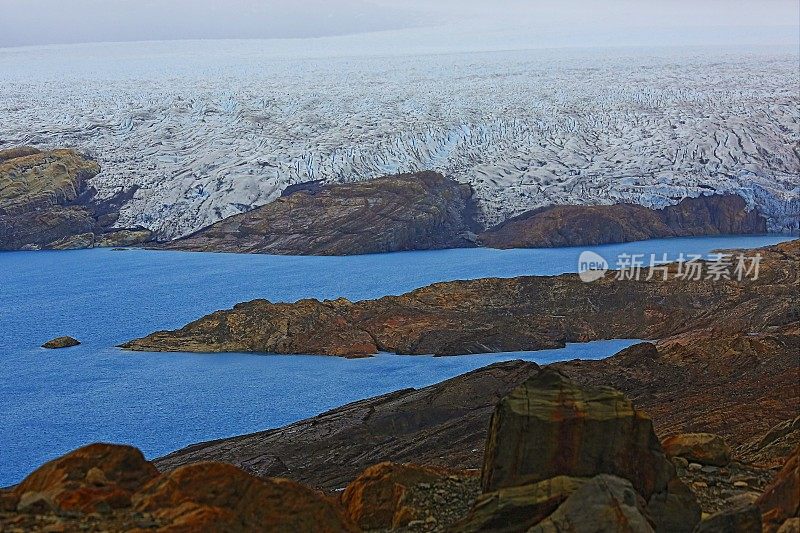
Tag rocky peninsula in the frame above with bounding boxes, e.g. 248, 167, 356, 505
122, 240, 798, 357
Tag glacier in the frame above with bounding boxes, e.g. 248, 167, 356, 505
0, 40, 797, 239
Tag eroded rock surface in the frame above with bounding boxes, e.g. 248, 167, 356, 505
479, 194, 767, 249
0, 147, 153, 250
163, 172, 479, 255
154, 361, 539, 490
122, 240, 799, 356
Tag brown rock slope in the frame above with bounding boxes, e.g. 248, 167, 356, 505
0, 444, 356, 532
554, 325, 800, 464
456, 368, 701, 532
479, 193, 768, 249
154, 361, 539, 490
0, 146, 153, 250
122, 240, 799, 356
162, 171, 480, 255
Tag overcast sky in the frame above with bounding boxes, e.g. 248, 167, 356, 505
1, 0, 797, 48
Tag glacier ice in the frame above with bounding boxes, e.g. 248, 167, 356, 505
0, 41, 797, 238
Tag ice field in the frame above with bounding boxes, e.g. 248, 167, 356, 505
1, 40, 798, 238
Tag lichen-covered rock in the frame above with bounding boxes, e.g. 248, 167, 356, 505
341, 462, 456, 530
133, 462, 356, 532
451, 476, 588, 533
662, 433, 732, 467
527, 475, 655, 533
758, 446, 800, 533
12, 443, 158, 513
0, 147, 152, 250
41, 336, 81, 349
481, 368, 674, 499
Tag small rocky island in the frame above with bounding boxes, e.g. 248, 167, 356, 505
41, 336, 81, 349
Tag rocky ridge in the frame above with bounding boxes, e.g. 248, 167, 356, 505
161, 172, 480, 255
479, 193, 768, 249
0, 147, 153, 250
121, 240, 799, 357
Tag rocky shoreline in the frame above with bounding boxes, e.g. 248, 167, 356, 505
2, 146, 782, 254
121, 240, 798, 357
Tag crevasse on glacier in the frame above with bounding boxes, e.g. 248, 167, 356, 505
1, 44, 797, 238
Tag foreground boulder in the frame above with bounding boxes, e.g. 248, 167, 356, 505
481, 369, 673, 498
10, 443, 158, 513
341, 462, 473, 530
133, 462, 355, 532
662, 433, 732, 467
758, 446, 800, 533
468, 368, 700, 532
528, 475, 655, 533
41, 336, 81, 349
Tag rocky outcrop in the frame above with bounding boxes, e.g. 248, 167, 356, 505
0, 444, 355, 532
160, 173, 772, 255
132, 462, 355, 532
7, 443, 158, 514
41, 336, 81, 349
154, 361, 539, 490
479, 194, 768, 249
0, 147, 153, 250
758, 446, 800, 533
340, 462, 475, 530
162, 172, 480, 255
553, 325, 800, 461
457, 369, 700, 532
739, 417, 800, 469
122, 240, 799, 356
662, 433, 732, 467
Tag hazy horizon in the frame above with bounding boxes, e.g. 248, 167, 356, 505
1, 0, 798, 49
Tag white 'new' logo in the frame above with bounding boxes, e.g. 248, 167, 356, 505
578, 251, 608, 283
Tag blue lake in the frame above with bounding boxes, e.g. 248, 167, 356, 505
0, 234, 792, 485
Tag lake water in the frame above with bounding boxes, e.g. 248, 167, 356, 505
0, 235, 792, 485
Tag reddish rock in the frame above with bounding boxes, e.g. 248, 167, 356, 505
123, 240, 799, 358
133, 462, 355, 532
341, 462, 458, 529
662, 433, 732, 467
479, 194, 766, 249
758, 446, 800, 533
12, 443, 158, 513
